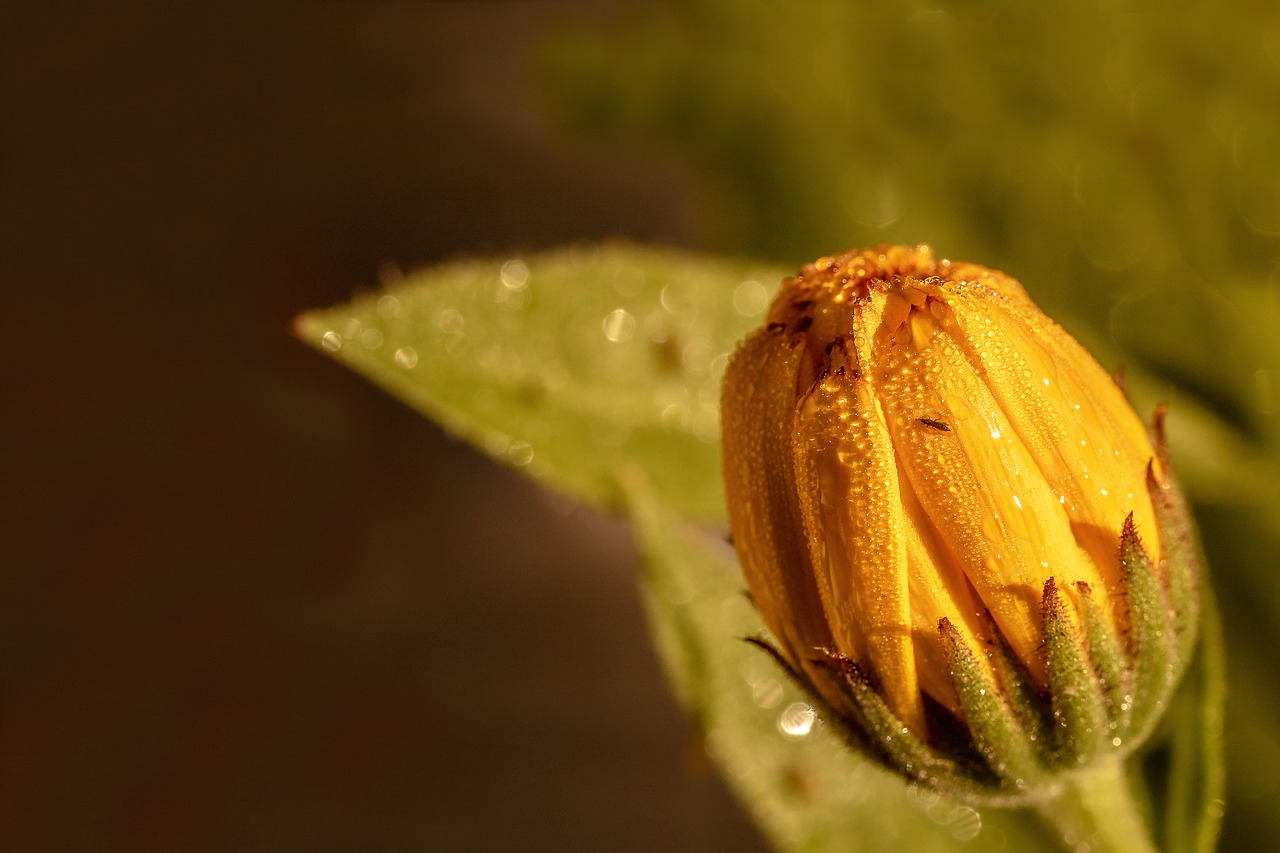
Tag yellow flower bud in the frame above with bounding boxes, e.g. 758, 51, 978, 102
723, 245, 1199, 798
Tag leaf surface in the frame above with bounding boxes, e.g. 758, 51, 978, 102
296, 245, 783, 520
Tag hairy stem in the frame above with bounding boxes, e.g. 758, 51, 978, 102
1034, 759, 1157, 853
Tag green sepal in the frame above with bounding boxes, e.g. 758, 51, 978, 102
985, 619, 1054, 753
939, 618, 1046, 793
1074, 581, 1133, 731
1148, 409, 1201, 668
1042, 578, 1110, 765
817, 651, 995, 801
1120, 511, 1179, 743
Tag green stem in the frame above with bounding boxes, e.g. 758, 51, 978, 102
1034, 760, 1158, 853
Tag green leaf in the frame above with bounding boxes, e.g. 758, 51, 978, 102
620, 468, 1056, 853
295, 245, 784, 521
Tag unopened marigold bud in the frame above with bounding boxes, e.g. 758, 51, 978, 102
723, 245, 1201, 801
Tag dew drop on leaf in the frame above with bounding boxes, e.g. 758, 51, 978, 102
394, 347, 418, 369
602, 308, 636, 343
778, 702, 816, 737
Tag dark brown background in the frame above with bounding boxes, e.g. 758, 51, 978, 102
4, 2, 768, 850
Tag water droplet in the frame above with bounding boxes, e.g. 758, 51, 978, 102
507, 441, 534, 467
733, 279, 769, 316
484, 432, 510, 456
659, 286, 678, 313
602, 308, 636, 342
500, 259, 530, 290
360, 328, 384, 350
496, 286, 528, 310
752, 678, 784, 709
660, 403, 692, 429
708, 353, 730, 380
320, 330, 342, 352
343, 318, 362, 339
778, 702, 816, 737
947, 806, 982, 842
394, 346, 419, 369
376, 294, 401, 318
681, 338, 715, 373
437, 308, 465, 333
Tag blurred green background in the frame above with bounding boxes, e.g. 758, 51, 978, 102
7, 1, 1278, 850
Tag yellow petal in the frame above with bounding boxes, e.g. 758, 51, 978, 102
898, 467, 996, 714
792, 310, 925, 734
939, 279, 1160, 595
871, 285, 1103, 680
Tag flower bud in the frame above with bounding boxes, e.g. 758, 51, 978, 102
722, 245, 1201, 801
